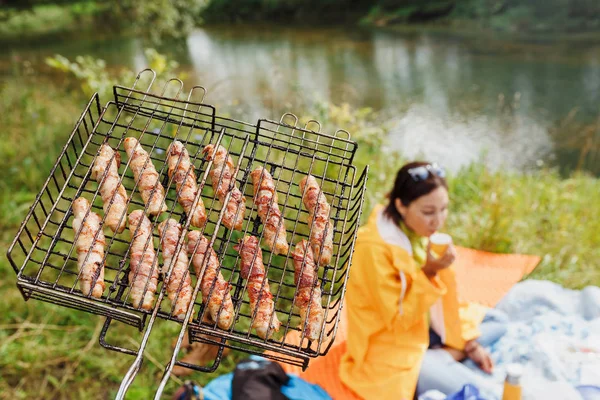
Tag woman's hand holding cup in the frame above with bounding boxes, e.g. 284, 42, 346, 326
422, 233, 456, 278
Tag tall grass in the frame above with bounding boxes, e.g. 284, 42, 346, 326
0, 69, 599, 399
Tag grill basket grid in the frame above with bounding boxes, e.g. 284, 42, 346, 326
6, 70, 369, 397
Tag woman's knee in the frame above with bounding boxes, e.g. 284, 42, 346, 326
478, 310, 509, 347
484, 308, 509, 324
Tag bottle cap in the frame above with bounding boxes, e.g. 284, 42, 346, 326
505, 363, 524, 385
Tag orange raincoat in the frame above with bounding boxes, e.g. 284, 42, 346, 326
339, 205, 486, 399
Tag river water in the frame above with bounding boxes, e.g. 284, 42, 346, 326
3, 24, 600, 173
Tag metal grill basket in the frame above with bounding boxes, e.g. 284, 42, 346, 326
7, 69, 369, 399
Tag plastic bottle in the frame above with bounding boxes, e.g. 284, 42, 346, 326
502, 363, 523, 400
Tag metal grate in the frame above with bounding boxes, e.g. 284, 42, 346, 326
6, 69, 369, 399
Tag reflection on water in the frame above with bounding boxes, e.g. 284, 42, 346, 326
387, 104, 553, 172
181, 25, 599, 173
3, 24, 600, 173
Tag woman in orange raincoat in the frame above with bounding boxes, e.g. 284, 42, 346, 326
340, 162, 505, 400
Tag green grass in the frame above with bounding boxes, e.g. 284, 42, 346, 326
1, 72, 599, 399
449, 166, 600, 288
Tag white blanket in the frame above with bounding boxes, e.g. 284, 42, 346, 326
471, 280, 600, 399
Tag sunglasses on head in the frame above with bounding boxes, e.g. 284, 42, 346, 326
407, 163, 446, 182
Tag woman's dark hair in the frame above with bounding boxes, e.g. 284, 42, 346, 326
383, 161, 448, 225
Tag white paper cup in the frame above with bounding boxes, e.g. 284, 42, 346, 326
430, 232, 452, 257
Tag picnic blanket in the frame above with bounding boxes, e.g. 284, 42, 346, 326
464, 280, 600, 400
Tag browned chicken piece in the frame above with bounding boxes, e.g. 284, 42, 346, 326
187, 231, 234, 330
291, 240, 324, 341
127, 210, 159, 310
158, 219, 193, 320
202, 144, 245, 231
123, 137, 167, 216
167, 141, 207, 228
299, 175, 334, 266
91, 144, 128, 233
249, 166, 289, 255
72, 197, 106, 298
233, 235, 281, 339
